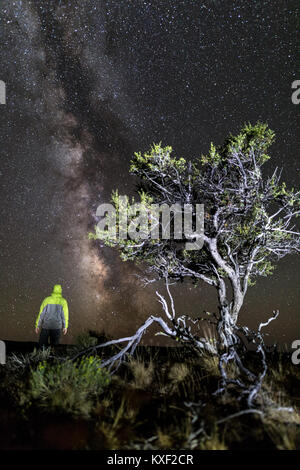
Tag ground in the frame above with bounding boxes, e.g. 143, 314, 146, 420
0, 335, 300, 450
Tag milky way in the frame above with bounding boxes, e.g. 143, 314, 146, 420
0, 0, 299, 346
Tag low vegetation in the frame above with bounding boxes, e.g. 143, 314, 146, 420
26, 356, 110, 417
0, 334, 300, 450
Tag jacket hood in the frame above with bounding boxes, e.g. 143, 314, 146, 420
52, 284, 62, 296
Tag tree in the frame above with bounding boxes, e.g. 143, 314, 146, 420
88, 122, 300, 405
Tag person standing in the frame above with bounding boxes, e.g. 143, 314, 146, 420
35, 284, 69, 348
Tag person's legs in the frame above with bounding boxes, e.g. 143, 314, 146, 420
39, 329, 50, 349
49, 329, 61, 347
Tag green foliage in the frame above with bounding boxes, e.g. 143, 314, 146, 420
87, 121, 299, 291
257, 260, 275, 277
200, 122, 275, 168
247, 277, 256, 287
130, 142, 186, 175
217, 267, 227, 278
89, 188, 155, 252
223, 121, 275, 164
201, 142, 222, 166
27, 356, 111, 417
270, 180, 299, 211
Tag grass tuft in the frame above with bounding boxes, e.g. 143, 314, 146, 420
25, 356, 110, 417
128, 357, 155, 389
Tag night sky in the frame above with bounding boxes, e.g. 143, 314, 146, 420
0, 0, 299, 346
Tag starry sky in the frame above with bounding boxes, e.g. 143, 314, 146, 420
0, 0, 299, 346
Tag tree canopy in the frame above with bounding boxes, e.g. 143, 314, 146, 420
90, 122, 300, 324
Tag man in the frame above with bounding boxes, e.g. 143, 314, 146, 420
35, 284, 69, 348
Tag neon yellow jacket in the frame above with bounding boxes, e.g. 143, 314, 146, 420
35, 285, 69, 329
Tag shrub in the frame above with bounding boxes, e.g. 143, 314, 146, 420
6, 348, 51, 374
74, 331, 98, 350
3, 349, 52, 400
168, 363, 189, 384
28, 356, 111, 417
128, 357, 154, 389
